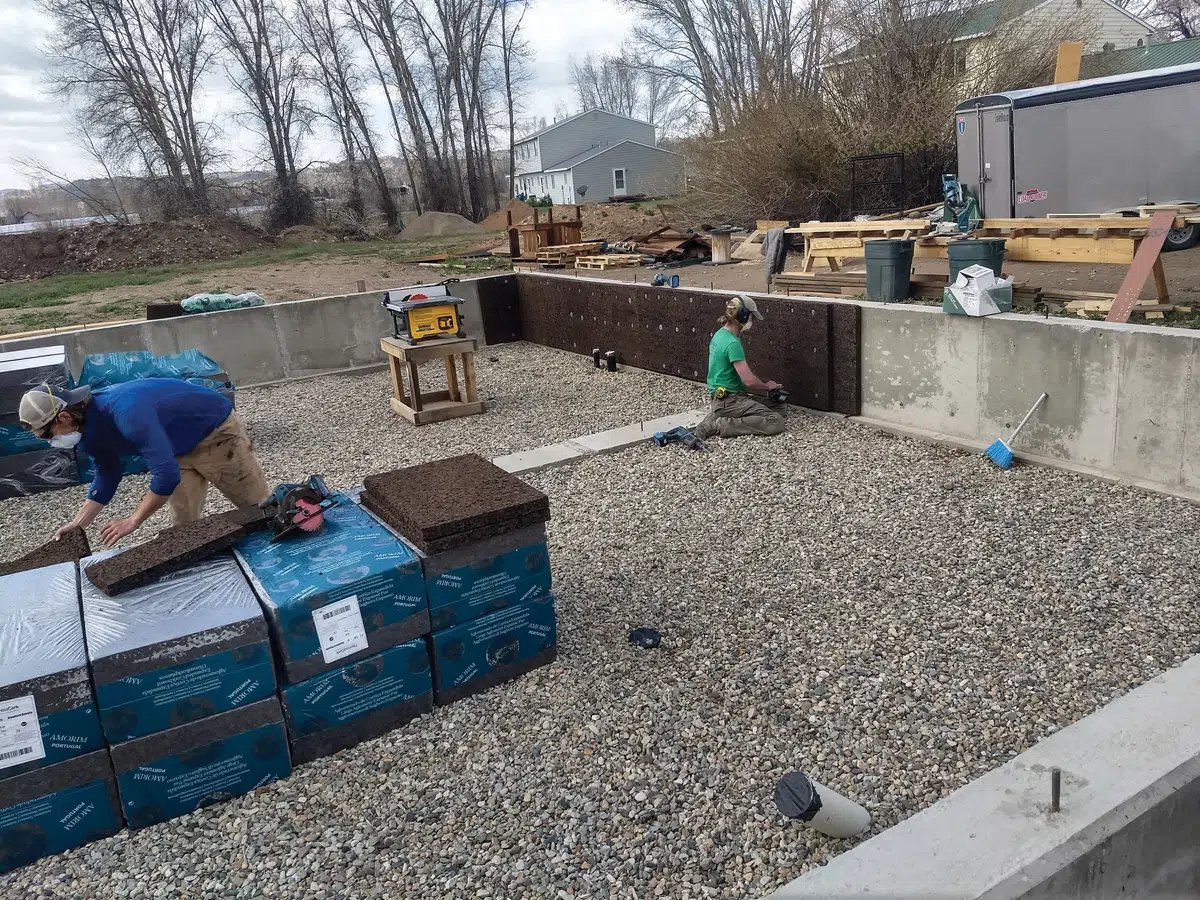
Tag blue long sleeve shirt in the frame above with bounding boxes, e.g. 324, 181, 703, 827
81, 379, 234, 505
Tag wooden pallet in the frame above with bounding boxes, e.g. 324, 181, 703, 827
575, 254, 642, 270
535, 241, 604, 262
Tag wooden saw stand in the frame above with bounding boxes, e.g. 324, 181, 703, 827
380, 336, 484, 426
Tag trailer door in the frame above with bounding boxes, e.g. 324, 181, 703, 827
955, 104, 1013, 217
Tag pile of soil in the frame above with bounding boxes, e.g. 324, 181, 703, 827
579, 202, 667, 240
478, 199, 535, 231
0, 217, 272, 282
278, 224, 335, 245
399, 211, 484, 240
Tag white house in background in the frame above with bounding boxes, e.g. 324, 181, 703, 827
512, 108, 684, 204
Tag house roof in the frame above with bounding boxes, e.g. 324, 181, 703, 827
1080, 37, 1200, 79
830, 0, 1152, 63
543, 141, 679, 173
515, 108, 655, 144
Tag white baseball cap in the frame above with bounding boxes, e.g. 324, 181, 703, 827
18, 384, 93, 432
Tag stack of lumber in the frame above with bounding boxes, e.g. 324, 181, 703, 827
534, 241, 604, 268
771, 271, 946, 299
618, 226, 711, 261
575, 254, 643, 271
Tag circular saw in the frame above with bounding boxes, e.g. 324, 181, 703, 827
259, 475, 338, 542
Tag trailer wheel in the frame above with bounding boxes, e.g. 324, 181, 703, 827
1164, 223, 1200, 252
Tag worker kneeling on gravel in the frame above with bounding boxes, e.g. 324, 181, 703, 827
19, 380, 269, 546
693, 294, 786, 440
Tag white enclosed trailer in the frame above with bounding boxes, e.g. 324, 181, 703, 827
955, 62, 1200, 248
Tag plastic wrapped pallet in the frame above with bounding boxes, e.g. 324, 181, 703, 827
77, 348, 223, 389
429, 593, 557, 706
0, 345, 69, 414
281, 639, 432, 766
110, 697, 290, 829
0, 562, 104, 778
0, 750, 121, 874
235, 500, 430, 685
80, 552, 276, 743
0, 448, 80, 500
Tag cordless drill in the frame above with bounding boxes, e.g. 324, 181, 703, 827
651, 426, 710, 452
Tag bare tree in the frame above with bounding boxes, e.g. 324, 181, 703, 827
41, 0, 218, 218
205, 0, 315, 229
570, 48, 693, 130
293, 0, 401, 231
15, 156, 132, 223
497, 0, 533, 202
1138, 0, 1200, 37
618, 0, 824, 134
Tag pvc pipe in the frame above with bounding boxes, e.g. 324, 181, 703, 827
775, 771, 871, 838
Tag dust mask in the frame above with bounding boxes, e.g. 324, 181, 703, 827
50, 432, 82, 450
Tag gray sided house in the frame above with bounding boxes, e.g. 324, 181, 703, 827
512, 108, 683, 203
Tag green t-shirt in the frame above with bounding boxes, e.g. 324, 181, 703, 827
707, 327, 746, 394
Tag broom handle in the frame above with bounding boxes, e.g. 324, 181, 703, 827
1008, 392, 1048, 443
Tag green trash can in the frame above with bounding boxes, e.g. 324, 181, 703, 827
948, 238, 1006, 282
865, 240, 914, 303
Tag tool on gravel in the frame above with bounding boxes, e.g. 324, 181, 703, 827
767, 386, 789, 405
259, 475, 338, 542
651, 426, 709, 452
652, 273, 680, 288
382, 278, 467, 342
984, 392, 1048, 470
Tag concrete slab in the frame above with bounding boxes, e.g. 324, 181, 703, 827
273, 293, 389, 378
768, 654, 1200, 899
160, 305, 287, 386
860, 305, 983, 440
569, 409, 706, 455
493, 442, 588, 474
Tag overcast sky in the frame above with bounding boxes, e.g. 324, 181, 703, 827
0, 0, 634, 191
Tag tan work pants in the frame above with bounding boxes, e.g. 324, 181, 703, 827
696, 392, 786, 439
169, 412, 269, 524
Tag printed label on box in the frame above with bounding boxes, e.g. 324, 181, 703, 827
313, 595, 369, 664
0, 695, 46, 771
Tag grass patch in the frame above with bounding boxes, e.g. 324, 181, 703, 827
11, 310, 77, 330
0, 233, 497, 312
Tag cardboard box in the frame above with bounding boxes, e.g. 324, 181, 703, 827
0, 448, 80, 500
0, 562, 104, 778
281, 639, 433, 765
0, 750, 121, 874
235, 500, 430, 685
943, 265, 1014, 317
110, 697, 290, 829
81, 553, 276, 742
423, 525, 552, 631
430, 594, 557, 706
0, 346, 69, 414
0, 413, 50, 458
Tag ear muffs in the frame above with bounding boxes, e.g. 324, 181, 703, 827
726, 297, 752, 324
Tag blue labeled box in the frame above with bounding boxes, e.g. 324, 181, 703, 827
0, 750, 121, 874
235, 500, 430, 685
81, 553, 277, 743
1, 562, 104, 778
110, 697, 290, 829
424, 525, 552, 632
430, 593, 557, 706
281, 639, 433, 765
0, 413, 50, 458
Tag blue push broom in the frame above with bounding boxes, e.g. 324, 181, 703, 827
984, 392, 1048, 469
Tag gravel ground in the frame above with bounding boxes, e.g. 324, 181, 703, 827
0, 342, 702, 557
3, 348, 1199, 899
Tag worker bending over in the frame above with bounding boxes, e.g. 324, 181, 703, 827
19, 379, 269, 546
693, 294, 786, 440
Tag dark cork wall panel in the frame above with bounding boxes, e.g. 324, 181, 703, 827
463, 274, 522, 345
514, 274, 861, 415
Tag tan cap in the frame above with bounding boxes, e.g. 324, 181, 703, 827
18, 384, 92, 431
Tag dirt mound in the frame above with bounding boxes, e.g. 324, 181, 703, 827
478, 199, 535, 231
399, 211, 484, 240
0, 217, 271, 283
579, 203, 667, 240
278, 224, 334, 245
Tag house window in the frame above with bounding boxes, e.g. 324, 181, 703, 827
944, 45, 967, 77
613, 168, 626, 193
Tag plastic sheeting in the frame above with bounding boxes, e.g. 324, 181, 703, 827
0, 449, 80, 500
180, 292, 265, 314
0, 562, 85, 686
81, 552, 263, 661
78, 349, 223, 389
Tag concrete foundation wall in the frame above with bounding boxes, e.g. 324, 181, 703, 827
0, 278, 501, 387
858, 303, 1200, 501
768, 655, 1200, 900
